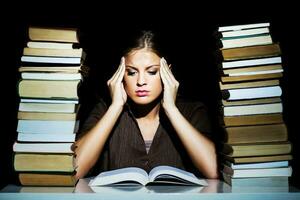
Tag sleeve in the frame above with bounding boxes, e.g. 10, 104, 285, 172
178, 101, 213, 139
76, 98, 108, 139
190, 102, 212, 137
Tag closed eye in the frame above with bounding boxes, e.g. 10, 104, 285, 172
126, 69, 137, 76
148, 70, 158, 75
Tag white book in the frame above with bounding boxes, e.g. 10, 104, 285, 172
13, 142, 74, 153
17, 120, 79, 134
27, 41, 75, 49
20, 98, 79, 104
225, 161, 289, 170
17, 132, 76, 142
221, 35, 273, 49
21, 72, 82, 80
218, 23, 270, 32
89, 166, 207, 186
222, 56, 282, 69
19, 102, 78, 113
221, 27, 270, 38
21, 56, 81, 64
222, 165, 292, 178
223, 102, 283, 116
222, 86, 282, 100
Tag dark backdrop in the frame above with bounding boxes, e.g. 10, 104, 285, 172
1, 4, 299, 189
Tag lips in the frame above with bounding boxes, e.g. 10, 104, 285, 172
136, 90, 149, 97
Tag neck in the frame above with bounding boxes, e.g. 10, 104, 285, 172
128, 97, 161, 120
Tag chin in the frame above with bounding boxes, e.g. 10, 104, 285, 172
129, 94, 162, 105
131, 97, 154, 105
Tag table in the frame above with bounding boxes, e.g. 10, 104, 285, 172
1, 178, 300, 200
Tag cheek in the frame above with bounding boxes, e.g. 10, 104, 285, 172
152, 76, 163, 91
123, 77, 135, 92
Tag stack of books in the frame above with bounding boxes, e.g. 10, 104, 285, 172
13, 26, 87, 186
214, 22, 292, 188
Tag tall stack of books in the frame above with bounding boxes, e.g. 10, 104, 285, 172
13, 26, 87, 186
214, 22, 293, 188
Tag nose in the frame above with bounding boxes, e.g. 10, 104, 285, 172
137, 73, 147, 86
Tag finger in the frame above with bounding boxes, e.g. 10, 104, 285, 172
161, 58, 174, 85
159, 58, 167, 85
162, 58, 177, 84
160, 58, 171, 86
115, 57, 125, 83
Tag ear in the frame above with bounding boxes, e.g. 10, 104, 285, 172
169, 64, 172, 69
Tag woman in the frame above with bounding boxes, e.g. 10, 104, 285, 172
75, 30, 218, 179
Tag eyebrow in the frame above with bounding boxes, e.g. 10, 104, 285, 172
125, 65, 160, 70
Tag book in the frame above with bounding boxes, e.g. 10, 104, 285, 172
27, 41, 76, 49
18, 102, 79, 113
20, 72, 82, 80
88, 166, 208, 186
220, 97, 281, 106
220, 34, 273, 49
222, 64, 283, 76
221, 142, 292, 157
23, 47, 85, 58
18, 79, 81, 99
28, 26, 79, 43
223, 123, 288, 144
221, 72, 283, 83
224, 160, 289, 169
219, 79, 280, 90
20, 98, 79, 104
220, 113, 284, 127
221, 56, 281, 69
222, 172, 289, 187
222, 165, 292, 178
17, 132, 76, 142
221, 86, 282, 100
18, 172, 77, 186
221, 154, 293, 164
218, 22, 270, 32
13, 142, 74, 153
17, 111, 76, 120
221, 102, 283, 116
14, 153, 75, 172
17, 119, 79, 134
220, 43, 281, 61
19, 66, 81, 73
21, 55, 82, 64
220, 27, 270, 39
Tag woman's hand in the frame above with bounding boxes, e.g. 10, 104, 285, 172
107, 57, 127, 107
160, 57, 179, 110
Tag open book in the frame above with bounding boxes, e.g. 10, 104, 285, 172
88, 166, 208, 186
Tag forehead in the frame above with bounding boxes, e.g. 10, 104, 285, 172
125, 49, 161, 68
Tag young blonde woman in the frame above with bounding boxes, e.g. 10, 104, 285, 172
75, 30, 218, 180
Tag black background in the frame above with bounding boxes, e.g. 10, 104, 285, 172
1, 3, 299, 189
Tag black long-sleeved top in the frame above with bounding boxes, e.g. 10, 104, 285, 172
77, 98, 212, 177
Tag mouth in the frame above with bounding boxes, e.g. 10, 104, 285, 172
135, 90, 149, 97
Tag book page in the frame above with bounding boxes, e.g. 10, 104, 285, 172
88, 167, 149, 186
148, 166, 208, 186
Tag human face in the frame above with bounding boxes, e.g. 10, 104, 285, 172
124, 49, 162, 105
